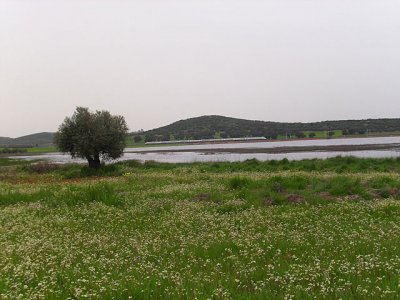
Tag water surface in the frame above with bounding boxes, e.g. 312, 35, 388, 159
12, 136, 400, 164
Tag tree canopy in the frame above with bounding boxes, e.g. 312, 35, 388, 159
55, 107, 128, 168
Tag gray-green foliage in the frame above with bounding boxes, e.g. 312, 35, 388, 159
54, 107, 128, 168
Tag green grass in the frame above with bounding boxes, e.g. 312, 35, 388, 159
26, 147, 57, 153
134, 156, 400, 174
1, 158, 400, 299
0, 146, 57, 153
0, 147, 57, 154
126, 142, 185, 148
304, 130, 343, 138
0, 158, 32, 167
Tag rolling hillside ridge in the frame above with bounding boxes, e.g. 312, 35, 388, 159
142, 115, 400, 142
2, 116, 400, 146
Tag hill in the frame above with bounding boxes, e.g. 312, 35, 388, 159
0, 137, 13, 145
142, 115, 400, 142
0, 132, 55, 147
2, 116, 400, 146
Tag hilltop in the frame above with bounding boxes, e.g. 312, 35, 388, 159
141, 115, 400, 142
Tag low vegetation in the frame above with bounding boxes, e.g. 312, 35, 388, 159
1, 157, 400, 299
0, 148, 27, 154
26, 147, 57, 153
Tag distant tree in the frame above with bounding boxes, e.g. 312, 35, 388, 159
155, 135, 164, 141
308, 132, 316, 138
220, 132, 228, 138
294, 132, 306, 139
327, 131, 335, 138
266, 133, 278, 140
54, 107, 128, 168
144, 135, 154, 143
214, 132, 222, 139
133, 135, 142, 143
345, 128, 357, 135
358, 129, 367, 135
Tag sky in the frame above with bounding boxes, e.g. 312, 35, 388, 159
1, 0, 399, 137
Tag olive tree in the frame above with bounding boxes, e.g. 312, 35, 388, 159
55, 107, 129, 168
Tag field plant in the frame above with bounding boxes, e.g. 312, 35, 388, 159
0, 157, 400, 299
27, 147, 57, 153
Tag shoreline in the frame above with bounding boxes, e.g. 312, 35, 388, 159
3, 141, 400, 159
129, 143, 400, 155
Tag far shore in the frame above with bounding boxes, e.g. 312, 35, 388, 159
2, 135, 400, 158
129, 143, 400, 155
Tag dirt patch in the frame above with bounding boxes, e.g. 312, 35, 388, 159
387, 188, 400, 197
263, 194, 305, 205
262, 197, 274, 206
286, 194, 306, 204
192, 193, 212, 202
318, 192, 336, 201
345, 194, 361, 201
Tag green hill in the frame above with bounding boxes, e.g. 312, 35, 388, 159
0, 132, 55, 147
142, 115, 400, 142
2, 116, 400, 146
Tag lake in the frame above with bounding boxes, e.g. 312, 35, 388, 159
12, 136, 400, 164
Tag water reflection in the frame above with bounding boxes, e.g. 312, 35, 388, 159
13, 150, 400, 164
11, 136, 400, 164
126, 136, 400, 153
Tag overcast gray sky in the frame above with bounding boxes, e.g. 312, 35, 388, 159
1, 0, 399, 137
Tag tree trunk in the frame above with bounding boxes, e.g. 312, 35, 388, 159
87, 154, 101, 169
94, 154, 101, 168
87, 157, 95, 168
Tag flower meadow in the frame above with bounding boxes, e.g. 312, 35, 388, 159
1, 157, 400, 299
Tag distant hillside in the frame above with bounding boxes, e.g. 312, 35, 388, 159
142, 115, 400, 142
0, 137, 13, 145
0, 132, 55, 147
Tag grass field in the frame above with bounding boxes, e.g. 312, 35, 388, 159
0, 147, 57, 154
304, 130, 342, 138
26, 147, 57, 153
1, 157, 400, 299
